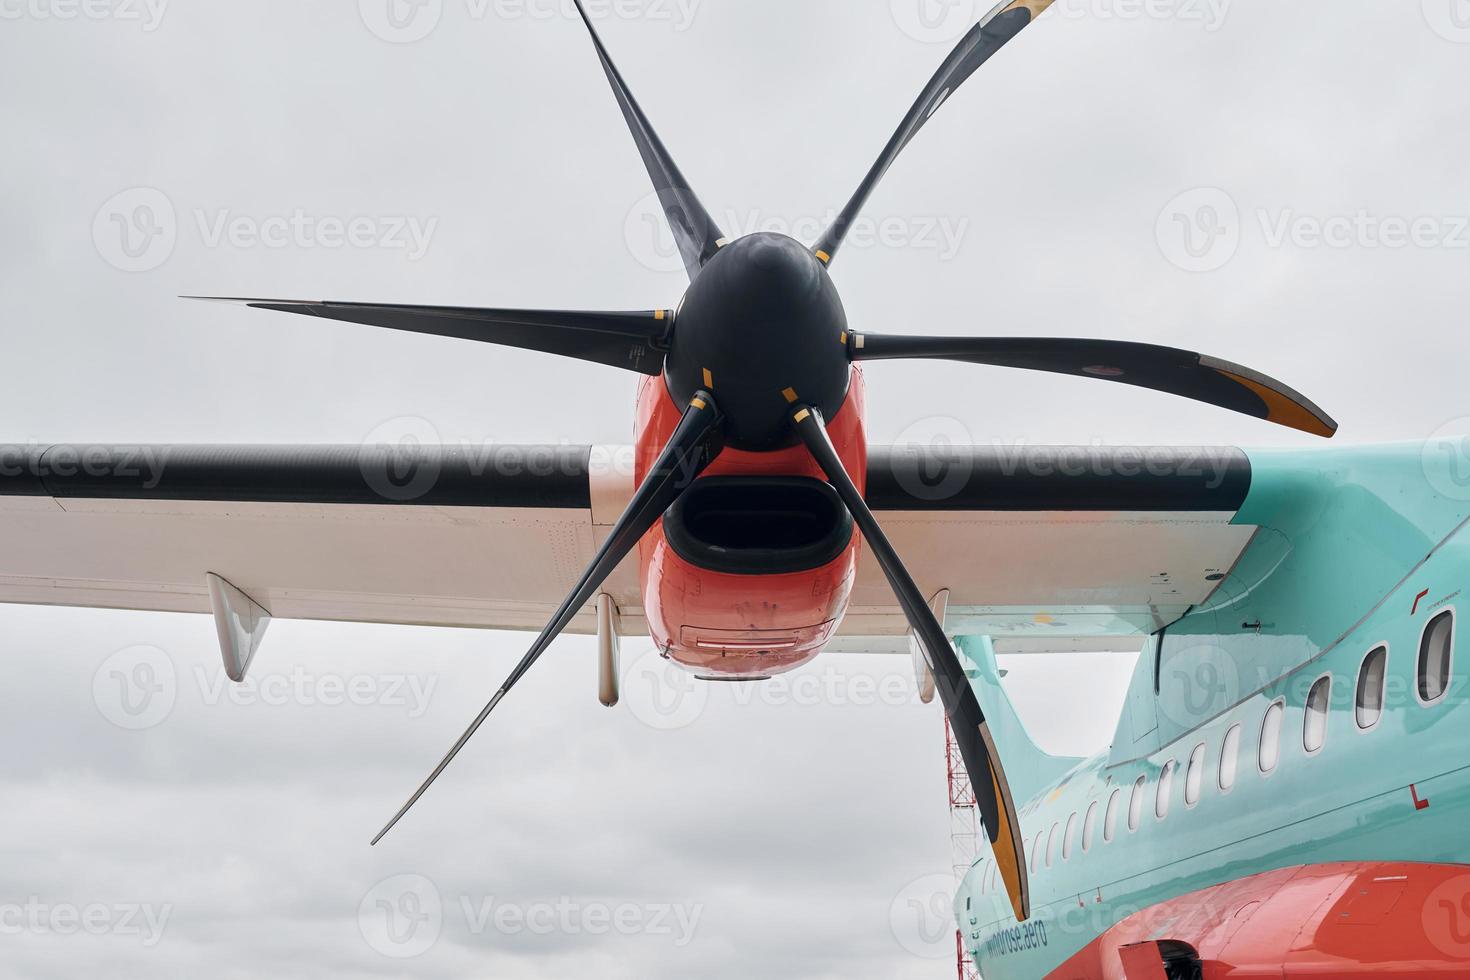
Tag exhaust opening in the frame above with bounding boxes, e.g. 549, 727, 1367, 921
664, 476, 853, 575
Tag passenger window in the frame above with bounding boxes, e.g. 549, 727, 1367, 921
1185, 743, 1206, 806
1303, 675, 1331, 754
1103, 789, 1121, 843
1356, 646, 1387, 730
1419, 610, 1455, 704
1030, 831, 1043, 874
1062, 812, 1077, 861
1045, 823, 1058, 868
1219, 724, 1241, 791
1156, 761, 1176, 819
1081, 801, 1099, 852
1259, 700, 1284, 773
1128, 775, 1146, 832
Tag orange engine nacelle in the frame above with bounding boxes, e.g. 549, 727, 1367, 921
633, 371, 868, 678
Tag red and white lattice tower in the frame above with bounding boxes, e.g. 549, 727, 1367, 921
945, 714, 983, 980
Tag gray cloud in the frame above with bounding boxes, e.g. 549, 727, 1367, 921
3, 1, 1469, 976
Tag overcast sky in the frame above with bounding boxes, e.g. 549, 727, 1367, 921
4, 1, 1470, 977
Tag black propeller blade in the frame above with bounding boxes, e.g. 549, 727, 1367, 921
849, 333, 1338, 438
789, 404, 1031, 922
813, 0, 1054, 266
570, 0, 726, 281
184, 298, 672, 375
371, 392, 723, 845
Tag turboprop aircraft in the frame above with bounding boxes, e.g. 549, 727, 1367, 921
13, 4, 1457, 977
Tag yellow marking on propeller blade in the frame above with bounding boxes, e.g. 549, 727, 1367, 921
782, 387, 800, 404
1003, 0, 1055, 18
840, 332, 848, 345
793, 408, 811, 424
815, 250, 831, 264
1214, 369, 1337, 438
654, 309, 666, 321
702, 369, 714, 389
691, 397, 708, 411
716, 237, 731, 248
978, 721, 1030, 923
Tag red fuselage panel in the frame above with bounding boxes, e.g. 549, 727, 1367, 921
1048, 862, 1470, 979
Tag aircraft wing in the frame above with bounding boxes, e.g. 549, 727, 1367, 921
0, 444, 1255, 650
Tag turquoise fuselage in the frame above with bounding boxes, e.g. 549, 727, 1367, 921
955, 442, 1470, 978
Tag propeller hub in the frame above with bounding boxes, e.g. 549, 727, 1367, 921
665, 233, 850, 449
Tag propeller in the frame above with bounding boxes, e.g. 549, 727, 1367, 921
790, 404, 1030, 921
849, 333, 1339, 438
370, 391, 723, 845
183, 299, 673, 374
570, 0, 725, 280
813, 0, 1056, 265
